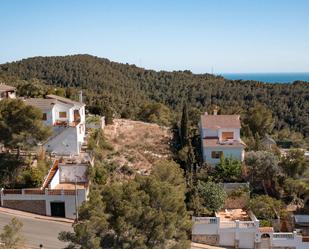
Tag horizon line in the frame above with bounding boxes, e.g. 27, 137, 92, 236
1, 54, 309, 76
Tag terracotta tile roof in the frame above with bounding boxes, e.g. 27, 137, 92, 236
24, 98, 57, 110
259, 227, 274, 233
0, 84, 16, 91
202, 138, 245, 148
46, 94, 85, 107
200, 114, 241, 129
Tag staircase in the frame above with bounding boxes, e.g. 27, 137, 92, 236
42, 159, 59, 189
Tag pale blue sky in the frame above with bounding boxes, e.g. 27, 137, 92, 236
0, 0, 309, 73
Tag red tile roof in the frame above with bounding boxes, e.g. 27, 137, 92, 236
200, 114, 241, 129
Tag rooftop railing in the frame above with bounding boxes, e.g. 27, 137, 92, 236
239, 221, 256, 228
192, 217, 218, 224
220, 221, 236, 228
273, 232, 295, 240
1, 188, 78, 196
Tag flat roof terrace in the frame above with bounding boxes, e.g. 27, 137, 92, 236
217, 209, 252, 222
53, 183, 87, 190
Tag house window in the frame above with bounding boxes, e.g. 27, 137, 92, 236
211, 151, 223, 159
222, 132, 234, 140
42, 113, 47, 121
59, 111, 67, 118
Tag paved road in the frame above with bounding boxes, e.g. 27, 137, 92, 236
191, 242, 228, 249
0, 212, 72, 249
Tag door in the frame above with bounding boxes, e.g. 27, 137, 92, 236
260, 234, 270, 249
50, 202, 65, 217
74, 110, 80, 123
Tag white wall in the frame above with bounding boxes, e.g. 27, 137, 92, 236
42, 107, 55, 126
203, 147, 244, 165
0, 91, 16, 100
49, 169, 60, 189
79, 106, 85, 124
53, 103, 73, 123
8, 91, 16, 99
272, 233, 308, 249
59, 165, 88, 183
45, 189, 87, 219
239, 232, 255, 248
219, 231, 235, 247
76, 123, 85, 144
202, 128, 218, 138
1, 189, 87, 219
192, 223, 219, 235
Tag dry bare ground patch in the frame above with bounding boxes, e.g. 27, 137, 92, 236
103, 119, 172, 176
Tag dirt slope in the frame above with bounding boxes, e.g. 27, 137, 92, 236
103, 119, 172, 176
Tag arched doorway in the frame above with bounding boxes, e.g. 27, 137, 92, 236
261, 233, 270, 238
260, 233, 271, 249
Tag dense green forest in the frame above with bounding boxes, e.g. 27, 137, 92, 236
0, 54, 308, 136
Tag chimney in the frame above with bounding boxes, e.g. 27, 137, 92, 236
213, 106, 219, 115
79, 90, 83, 103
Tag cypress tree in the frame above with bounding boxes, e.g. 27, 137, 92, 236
180, 103, 189, 147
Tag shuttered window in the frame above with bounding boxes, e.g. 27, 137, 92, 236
59, 112, 67, 118
222, 132, 234, 140
211, 151, 223, 159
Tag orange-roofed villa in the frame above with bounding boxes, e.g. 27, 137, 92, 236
199, 109, 246, 165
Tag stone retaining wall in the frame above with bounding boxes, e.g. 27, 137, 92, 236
192, 234, 219, 245
2, 200, 46, 215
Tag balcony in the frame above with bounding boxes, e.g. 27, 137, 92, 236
54, 120, 80, 127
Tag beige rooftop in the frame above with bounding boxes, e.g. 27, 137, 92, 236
24, 98, 58, 110
46, 94, 85, 107
0, 84, 16, 91
200, 114, 241, 129
217, 209, 251, 222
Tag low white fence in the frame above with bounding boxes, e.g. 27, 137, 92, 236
273, 232, 295, 240
272, 231, 309, 249
192, 216, 219, 235
193, 217, 218, 224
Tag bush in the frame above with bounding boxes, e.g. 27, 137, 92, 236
228, 186, 249, 199
259, 219, 272, 227
18, 159, 50, 188
216, 156, 242, 182
198, 181, 227, 212
0, 218, 24, 249
248, 195, 285, 220
138, 103, 173, 126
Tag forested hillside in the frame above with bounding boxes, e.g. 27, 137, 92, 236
0, 54, 308, 135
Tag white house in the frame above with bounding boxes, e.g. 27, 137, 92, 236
0, 158, 90, 219
192, 209, 309, 249
24, 93, 86, 155
199, 112, 245, 165
0, 84, 16, 100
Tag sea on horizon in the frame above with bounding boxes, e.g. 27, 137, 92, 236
221, 72, 309, 83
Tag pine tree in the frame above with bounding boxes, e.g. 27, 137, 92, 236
180, 103, 189, 147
